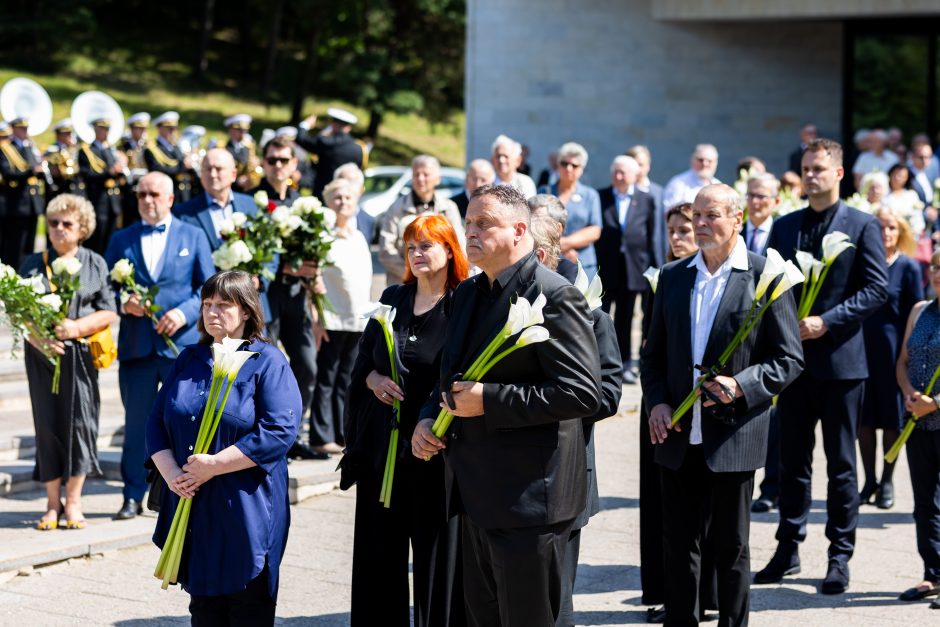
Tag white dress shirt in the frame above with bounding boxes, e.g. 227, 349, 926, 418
206, 192, 234, 239
852, 150, 899, 176
496, 172, 537, 199
687, 237, 749, 445
141, 214, 173, 279
614, 185, 634, 253
663, 169, 720, 209
321, 227, 374, 332
745, 217, 773, 254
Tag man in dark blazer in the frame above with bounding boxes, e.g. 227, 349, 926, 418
296, 108, 367, 200
144, 112, 197, 206
641, 183, 803, 626
527, 200, 623, 627
174, 148, 275, 323
788, 123, 818, 175
79, 118, 125, 255
104, 172, 215, 519
412, 184, 602, 626
597, 155, 662, 381
755, 139, 888, 594
454, 158, 495, 219
0, 117, 44, 269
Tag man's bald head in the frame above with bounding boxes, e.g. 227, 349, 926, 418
201, 147, 238, 200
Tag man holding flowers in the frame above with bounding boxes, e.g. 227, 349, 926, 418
104, 172, 215, 520
640, 184, 803, 626
411, 185, 602, 626
756, 139, 889, 594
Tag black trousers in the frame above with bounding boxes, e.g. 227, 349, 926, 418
556, 527, 582, 627
906, 428, 940, 582
266, 280, 317, 424
351, 455, 464, 627
0, 214, 37, 270
311, 330, 360, 446
189, 564, 275, 627
462, 514, 573, 627
776, 375, 863, 558
757, 407, 780, 501
602, 286, 642, 367
660, 447, 753, 627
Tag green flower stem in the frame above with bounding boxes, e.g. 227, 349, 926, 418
885, 362, 940, 463
378, 318, 402, 507
145, 311, 180, 357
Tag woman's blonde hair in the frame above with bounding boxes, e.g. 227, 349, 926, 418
873, 205, 916, 256
46, 194, 96, 243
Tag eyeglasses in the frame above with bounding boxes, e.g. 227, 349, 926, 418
265, 157, 292, 165
559, 160, 582, 170
745, 193, 772, 201
136, 190, 162, 199
930, 265, 940, 273
47, 218, 75, 229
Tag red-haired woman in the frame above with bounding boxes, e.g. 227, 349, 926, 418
342, 214, 469, 627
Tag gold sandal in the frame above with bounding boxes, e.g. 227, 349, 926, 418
36, 503, 64, 531
65, 519, 86, 530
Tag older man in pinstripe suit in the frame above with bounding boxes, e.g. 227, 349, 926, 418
640, 184, 803, 626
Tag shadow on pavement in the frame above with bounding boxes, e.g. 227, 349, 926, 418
751, 584, 908, 610
573, 609, 647, 624
598, 496, 639, 511
280, 614, 351, 625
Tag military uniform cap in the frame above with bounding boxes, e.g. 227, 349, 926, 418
183, 125, 206, 138
224, 114, 252, 130
128, 112, 151, 128
327, 108, 357, 125
0, 121, 10, 137
9, 116, 29, 128
91, 116, 111, 128
275, 126, 298, 140
154, 111, 180, 127
54, 118, 74, 133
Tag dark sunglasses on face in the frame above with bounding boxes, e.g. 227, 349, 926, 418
47, 218, 75, 229
559, 160, 581, 169
136, 190, 162, 199
265, 157, 292, 165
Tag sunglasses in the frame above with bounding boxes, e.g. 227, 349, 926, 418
136, 190, 162, 199
559, 160, 582, 169
265, 157, 292, 165
47, 218, 75, 229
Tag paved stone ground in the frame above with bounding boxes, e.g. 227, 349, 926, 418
0, 380, 936, 626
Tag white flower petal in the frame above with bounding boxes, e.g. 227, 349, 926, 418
642, 266, 660, 293
516, 325, 550, 347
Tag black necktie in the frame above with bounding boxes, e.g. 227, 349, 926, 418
142, 223, 167, 235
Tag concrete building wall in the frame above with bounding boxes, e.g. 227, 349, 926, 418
465, 0, 843, 188
654, 0, 940, 21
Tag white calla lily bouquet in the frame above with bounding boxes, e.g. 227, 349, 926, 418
794, 231, 854, 319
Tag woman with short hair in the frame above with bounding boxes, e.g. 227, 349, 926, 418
20, 193, 117, 530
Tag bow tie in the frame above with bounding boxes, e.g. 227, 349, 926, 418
141, 223, 167, 235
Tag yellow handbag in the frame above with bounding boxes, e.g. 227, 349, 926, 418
43, 251, 117, 369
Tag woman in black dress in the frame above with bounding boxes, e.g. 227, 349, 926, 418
859, 206, 923, 508
342, 214, 470, 627
20, 194, 117, 530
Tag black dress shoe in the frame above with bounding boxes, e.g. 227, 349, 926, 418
114, 498, 143, 520
876, 481, 895, 509
930, 596, 940, 609
645, 606, 666, 623
899, 583, 940, 601
751, 497, 776, 513
859, 479, 877, 504
821, 558, 850, 594
288, 441, 330, 460
754, 547, 800, 584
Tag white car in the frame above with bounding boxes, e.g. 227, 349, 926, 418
360, 165, 466, 218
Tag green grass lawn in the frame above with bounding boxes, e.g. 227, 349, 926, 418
0, 63, 466, 168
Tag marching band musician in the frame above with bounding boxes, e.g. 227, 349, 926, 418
224, 114, 259, 192
44, 118, 84, 202
297, 108, 368, 200
144, 111, 196, 207
0, 116, 45, 269
78, 117, 126, 255
119, 112, 151, 227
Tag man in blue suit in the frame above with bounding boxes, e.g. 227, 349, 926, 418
174, 148, 274, 322
104, 172, 215, 520
755, 139, 888, 594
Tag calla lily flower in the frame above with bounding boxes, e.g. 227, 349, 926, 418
755, 248, 786, 300
822, 231, 854, 264
770, 260, 806, 301
642, 266, 660, 294
575, 262, 603, 311
506, 293, 546, 335
795, 251, 816, 279
369, 303, 396, 327
516, 325, 550, 347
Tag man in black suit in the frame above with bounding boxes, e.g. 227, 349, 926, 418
78, 117, 125, 254
755, 139, 889, 594
0, 117, 44, 268
453, 158, 495, 218
788, 123, 817, 175
597, 155, 662, 382
641, 183, 804, 626
412, 184, 602, 626
296, 108, 367, 200
527, 199, 623, 627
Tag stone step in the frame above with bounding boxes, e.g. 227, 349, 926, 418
0, 405, 126, 462
0, 456, 341, 574
0, 368, 121, 412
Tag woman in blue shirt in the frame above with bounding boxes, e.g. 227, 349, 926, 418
147, 270, 301, 626
540, 141, 602, 278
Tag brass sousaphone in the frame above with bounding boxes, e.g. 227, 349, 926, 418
0, 77, 53, 136
71, 90, 125, 145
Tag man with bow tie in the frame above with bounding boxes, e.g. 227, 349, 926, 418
596, 155, 661, 381
79, 117, 126, 254
104, 172, 214, 520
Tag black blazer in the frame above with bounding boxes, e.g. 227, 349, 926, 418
453, 190, 471, 219
596, 186, 660, 292
423, 253, 602, 529
766, 202, 889, 380
640, 250, 804, 472
788, 146, 804, 175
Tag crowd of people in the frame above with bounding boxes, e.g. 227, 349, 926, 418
8, 103, 940, 627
